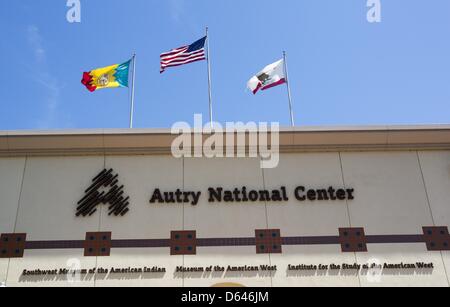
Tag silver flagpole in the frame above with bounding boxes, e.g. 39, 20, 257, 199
283, 51, 295, 127
129, 53, 137, 129
206, 27, 213, 128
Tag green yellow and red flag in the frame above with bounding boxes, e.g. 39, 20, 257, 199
81, 60, 131, 92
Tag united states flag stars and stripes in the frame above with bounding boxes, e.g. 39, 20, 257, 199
160, 36, 207, 73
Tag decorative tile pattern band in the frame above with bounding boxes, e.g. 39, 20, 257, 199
1, 226, 449, 258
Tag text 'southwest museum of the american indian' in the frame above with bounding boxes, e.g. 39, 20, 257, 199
1, 125, 450, 287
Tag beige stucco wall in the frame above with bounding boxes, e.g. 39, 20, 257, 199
0, 149, 449, 287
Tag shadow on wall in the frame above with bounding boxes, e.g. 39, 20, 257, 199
18, 272, 166, 284
175, 270, 275, 280
17, 267, 434, 284
286, 268, 434, 278
19, 273, 95, 284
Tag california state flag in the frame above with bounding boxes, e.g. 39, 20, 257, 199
247, 59, 286, 94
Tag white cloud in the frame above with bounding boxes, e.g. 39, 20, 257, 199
26, 25, 67, 129
34, 74, 62, 129
169, 0, 185, 23
27, 25, 46, 63
167, 0, 201, 35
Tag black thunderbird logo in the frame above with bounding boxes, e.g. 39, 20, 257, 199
76, 169, 130, 217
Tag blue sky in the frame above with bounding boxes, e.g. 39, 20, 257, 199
0, 0, 449, 130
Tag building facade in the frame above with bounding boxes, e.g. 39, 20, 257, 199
0, 125, 450, 287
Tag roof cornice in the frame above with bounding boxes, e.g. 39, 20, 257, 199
1, 125, 450, 157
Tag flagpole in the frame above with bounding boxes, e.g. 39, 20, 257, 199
206, 27, 213, 128
129, 53, 137, 129
283, 51, 295, 127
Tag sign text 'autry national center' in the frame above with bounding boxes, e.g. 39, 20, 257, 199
149, 186, 355, 206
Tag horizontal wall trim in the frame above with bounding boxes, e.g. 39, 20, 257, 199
1, 231, 446, 256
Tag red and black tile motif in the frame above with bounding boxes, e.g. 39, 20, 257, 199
255, 229, 282, 254
83, 232, 112, 257
0, 233, 27, 258
339, 228, 368, 253
170, 231, 197, 255
423, 227, 450, 251
4, 226, 450, 257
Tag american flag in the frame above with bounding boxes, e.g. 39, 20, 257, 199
160, 36, 207, 73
